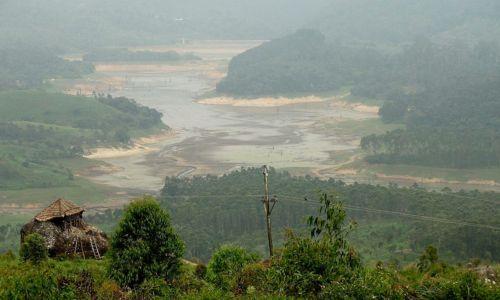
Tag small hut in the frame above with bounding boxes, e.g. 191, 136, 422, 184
21, 198, 108, 259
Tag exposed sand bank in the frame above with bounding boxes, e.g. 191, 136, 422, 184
197, 94, 379, 113
63, 77, 126, 96
84, 130, 175, 160
94, 62, 220, 73
331, 101, 380, 114
374, 173, 500, 187
197, 95, 325, 107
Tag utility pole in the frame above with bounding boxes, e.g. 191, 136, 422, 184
262, 165, 277, 257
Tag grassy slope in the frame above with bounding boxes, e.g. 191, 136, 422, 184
0, 90, 164, 225
0, 253, 498, 299
0, 91, 118, 125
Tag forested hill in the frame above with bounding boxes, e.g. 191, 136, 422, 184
218, 29, 500, 168
217, 30, 500, 98
313, 0, 500, 45
0, 48, 94, 89
216, 29, 380, 97
363, 77, 500, 168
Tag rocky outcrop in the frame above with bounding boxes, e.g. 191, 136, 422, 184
21, 220, 108, 258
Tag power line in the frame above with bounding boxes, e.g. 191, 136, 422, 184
281, 197, 500, 231
86, 193, 500, 231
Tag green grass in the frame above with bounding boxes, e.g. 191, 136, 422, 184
367, 163, 500, 182
0, 214, 32, 227
0, 90, 119, 126
342, 158, 500, 187
0, 177, 118, 206
315, 118, 403, 139
333, 118, 403, 137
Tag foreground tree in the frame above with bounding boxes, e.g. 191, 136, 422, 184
19, 233, 48, 264
108, 196, 184, 288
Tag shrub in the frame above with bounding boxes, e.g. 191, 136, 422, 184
1, 250, 15, 260
233, 262, 269, 295
19, 233, 48, 264
194, 263, 207, 279
96, 280, 123, 300
418, 245, 439, 272
132, 277, 174, 299
207, 245, 260, 291
108, 196, 185, 288
269, 192, 361, 297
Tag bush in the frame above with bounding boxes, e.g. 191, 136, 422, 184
194, 263, 207, 279
19, 233, 48, 264
96, 280, 123, 300
132, 277, 174, 299
108, 196, 185, 288
269, 192, 361, 297
1, 250, 15, 260
206, 245, 260, 291
233, 262, 269, 295
418, 245, 440, 272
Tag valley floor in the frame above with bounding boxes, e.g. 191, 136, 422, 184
56, 40, 500, 200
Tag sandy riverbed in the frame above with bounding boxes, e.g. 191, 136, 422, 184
198, 94, 380, 114
84, 130, 175, 160
58, 40, 500, 194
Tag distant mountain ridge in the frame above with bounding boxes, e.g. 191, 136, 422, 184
2, 0, 499, 51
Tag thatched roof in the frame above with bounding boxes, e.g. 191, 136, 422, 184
35, 198, 84, 222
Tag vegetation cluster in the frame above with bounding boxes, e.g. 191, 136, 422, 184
0, 91, 166, 190
0, 195, 498, 299
0, 48, 94, 89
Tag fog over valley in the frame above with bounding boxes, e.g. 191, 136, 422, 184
0, 1, 499, 298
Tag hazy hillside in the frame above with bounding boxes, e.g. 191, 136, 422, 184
0, 48, 93, 89
0, 0, 329, 50
1, 1, 500, 298
313, 0, 500, 46
3, 0, 500, 51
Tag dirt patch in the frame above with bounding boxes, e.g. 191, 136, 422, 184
329, 100, 379, 114
375, 173, 500, 187
63, 77, 126, 96
94, 62, 220, 73
198, 95, 326, 107
84, 130, 175, 160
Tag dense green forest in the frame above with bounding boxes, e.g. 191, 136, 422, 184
218, 30, 500, 99
361, 44, 500, 168
159, 169, 499, 263
47, 168, 499, 265
0, 48, 94, 89
216, 29, 368, 96
1, 196, 498, 299
0, 91, 165, 190
83, 49, 200, 62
